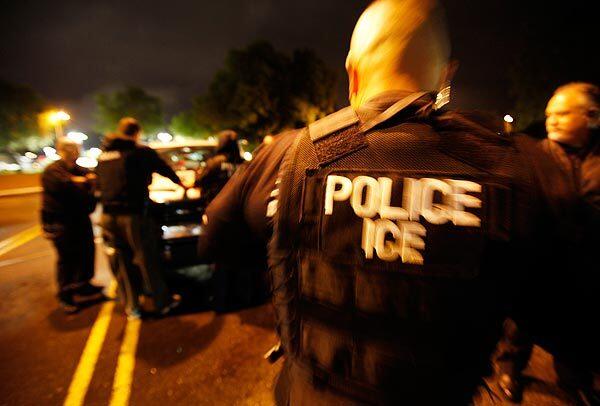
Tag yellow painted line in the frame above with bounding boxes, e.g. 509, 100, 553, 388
0, 224, 41, 258
109, 317, 142, 406
64, 281, 118, 406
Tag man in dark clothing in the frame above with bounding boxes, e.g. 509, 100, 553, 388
266, 1, 560, 404
197, 130, 297, 311
195, 129, 244, 204
496, 82, 600, 403
41, 138, 103, 313
96, 117, 183, 319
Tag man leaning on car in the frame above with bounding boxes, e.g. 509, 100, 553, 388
96, 117, 183, 319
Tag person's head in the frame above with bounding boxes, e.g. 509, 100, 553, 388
116, 117, 142, 140
216, 130, 242, 163
56, 137, 80, 167
545, 82, 600, 148
218, 129, 238, 146
346, 0, 450, 109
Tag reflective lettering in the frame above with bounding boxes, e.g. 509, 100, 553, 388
351, 176, 381, 218
421, 178, 452, 224
324, 175, 352, 215
447, 180, 482, 227
378, 177, 408, 220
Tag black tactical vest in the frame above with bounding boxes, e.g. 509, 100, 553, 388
270, 93, 536, 405
96, 148, 136, 213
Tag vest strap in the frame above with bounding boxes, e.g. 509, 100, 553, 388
308, 92, 434, 166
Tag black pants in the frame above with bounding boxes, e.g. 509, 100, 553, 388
44, 218, 95, 298
101, 213, 170, 313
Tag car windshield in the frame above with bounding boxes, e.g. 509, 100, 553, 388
156, 146, 215, 172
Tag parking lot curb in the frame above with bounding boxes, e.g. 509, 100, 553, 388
0, 187, 43, 198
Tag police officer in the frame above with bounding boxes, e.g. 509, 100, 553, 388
268, 0, 551, 404
496, 82, 600, 403
198, 130, 297, 311
195, 129, 244, 204
41, 137, 103, 313
96, 117, 182, 319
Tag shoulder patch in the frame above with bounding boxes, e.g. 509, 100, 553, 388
308, 107, 359, 142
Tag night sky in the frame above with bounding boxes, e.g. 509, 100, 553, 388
0, 0, 595, 133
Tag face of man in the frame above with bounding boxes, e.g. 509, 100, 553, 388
545, 89, 596, 147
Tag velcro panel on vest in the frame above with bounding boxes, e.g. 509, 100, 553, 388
308, 106, 366, 166
311, 124, 367, 167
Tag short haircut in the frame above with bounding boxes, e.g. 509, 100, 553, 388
347, 0, 449, 91
554, 82, 600, 113
117, 117, 141, 137
55, 137, 78, 151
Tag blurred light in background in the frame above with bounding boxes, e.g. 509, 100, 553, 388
66, 131, 88, 144
24, 152, 37, 160
49, 110, 70, 124
76, 157, 98, 168
157, 132, 173, 143
504, 114, 514, 123
243, 151, 253, 161
88, 148, 102, 158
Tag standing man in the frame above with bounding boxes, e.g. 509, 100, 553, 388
497, 82, 599, 403
96, 117, 182, 319
268, 0, 552, 404
41, 137, 103, 313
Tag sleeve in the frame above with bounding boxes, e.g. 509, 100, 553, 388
42, 165, 77, 195
196, 164, 247, 262
147, 148, 182, 185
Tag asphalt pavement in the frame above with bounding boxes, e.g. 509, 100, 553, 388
0, 193, 280, 406
0, 191, 581, 405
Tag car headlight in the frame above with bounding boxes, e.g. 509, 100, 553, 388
161, 224, 202, 240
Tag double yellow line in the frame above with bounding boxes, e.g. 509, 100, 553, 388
0, 224, 142, 405
64, 282, 142, 406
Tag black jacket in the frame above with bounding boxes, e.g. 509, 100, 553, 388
41, 160, 96, 223
96, 136, 181, 213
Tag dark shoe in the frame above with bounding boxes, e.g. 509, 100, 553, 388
159, 294, 182, 316
59, 297, 79, 314
77, 283, 104, 297
126, 308, 143, 321
498, 373, 523, 403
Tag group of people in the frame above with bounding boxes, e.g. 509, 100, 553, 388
41, 0, 598, 403
41, 118, 243, 318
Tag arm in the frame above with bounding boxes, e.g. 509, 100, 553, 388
197, 165, 246, 262
147, 148, 183, 186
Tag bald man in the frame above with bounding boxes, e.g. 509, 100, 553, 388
267, 0, 554, 404
497, 83, 600, 403
41, 138, 103, 313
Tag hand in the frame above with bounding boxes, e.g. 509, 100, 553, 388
71, 176, 88, 183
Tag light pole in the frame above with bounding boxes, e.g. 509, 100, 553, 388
50, 110, 71, 140
503, 114, 514, 135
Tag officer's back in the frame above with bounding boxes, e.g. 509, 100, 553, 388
96, 117, 181, 213
269, 1, 544, 404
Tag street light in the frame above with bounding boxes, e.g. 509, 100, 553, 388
49, 110, 71, 139
503, 114, 514, 135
